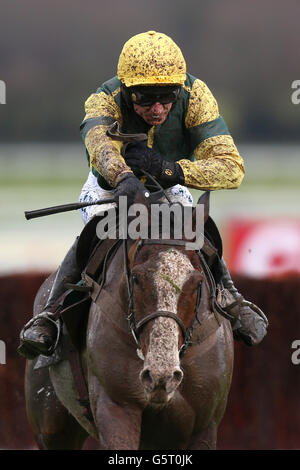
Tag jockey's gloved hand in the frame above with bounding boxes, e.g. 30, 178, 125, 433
124, 142, 185, 189
114, 172, 148, 207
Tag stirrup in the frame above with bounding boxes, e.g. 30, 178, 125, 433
238, 299, 269, 327
215, 286, 241, 326
19, 312, 62, 356
217, 285, 268, 330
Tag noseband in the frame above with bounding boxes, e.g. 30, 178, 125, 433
123, 238, 204, 357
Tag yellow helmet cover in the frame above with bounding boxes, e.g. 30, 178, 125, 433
117, 31, 187, 87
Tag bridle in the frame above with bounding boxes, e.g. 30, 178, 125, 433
81, 208, 232, 359
123, 237, 205, 358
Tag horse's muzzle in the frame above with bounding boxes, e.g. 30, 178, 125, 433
140, 366, 183, 403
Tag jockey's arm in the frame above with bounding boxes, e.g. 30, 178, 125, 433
178, 79, 245, 191
80, 90, 132, 187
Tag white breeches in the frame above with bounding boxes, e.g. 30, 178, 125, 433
79, 172, 194, 225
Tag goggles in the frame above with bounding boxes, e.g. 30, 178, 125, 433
129, 86, 181, 107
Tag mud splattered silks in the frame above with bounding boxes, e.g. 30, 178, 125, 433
80, 73, 244, 192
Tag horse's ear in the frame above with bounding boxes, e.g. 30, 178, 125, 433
195, 190, 210, 224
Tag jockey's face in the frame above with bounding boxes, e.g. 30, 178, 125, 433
133, 102, 172, 126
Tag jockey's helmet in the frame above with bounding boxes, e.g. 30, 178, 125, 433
117, 31, 186, 87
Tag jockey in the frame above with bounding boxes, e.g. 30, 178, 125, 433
18, 31, 268, 359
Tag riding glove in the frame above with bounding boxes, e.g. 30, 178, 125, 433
124, 142, 185, 189
114, 172, 148, 207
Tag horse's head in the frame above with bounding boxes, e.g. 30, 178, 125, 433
120, 192, 211, 406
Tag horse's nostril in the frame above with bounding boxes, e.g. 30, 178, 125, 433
164, 368, 183, 394
140, 368, 154, 390
173, 368, 183, 384
140, 367, 183, 395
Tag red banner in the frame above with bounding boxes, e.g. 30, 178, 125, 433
226, 218, 300, 278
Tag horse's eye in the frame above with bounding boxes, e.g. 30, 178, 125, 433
132, 273, 139, 285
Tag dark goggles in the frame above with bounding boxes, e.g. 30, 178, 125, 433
129, 86, 181, 107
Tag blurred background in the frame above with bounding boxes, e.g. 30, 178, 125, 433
0, 0, 300, 275
0, 0, 300, 450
